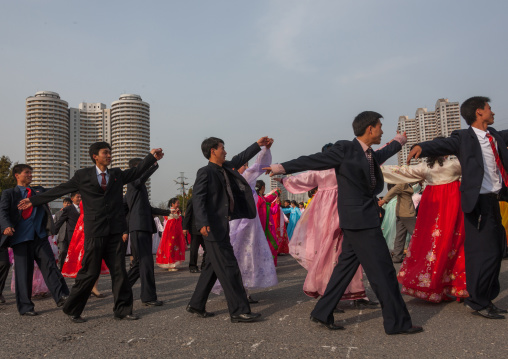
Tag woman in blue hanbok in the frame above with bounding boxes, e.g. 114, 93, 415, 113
282, 201, 301, 240
211, 145, 278, 300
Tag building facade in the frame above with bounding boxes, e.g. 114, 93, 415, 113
397, 99, 461, 165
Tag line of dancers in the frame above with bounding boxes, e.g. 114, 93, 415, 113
0, 96, 506, 335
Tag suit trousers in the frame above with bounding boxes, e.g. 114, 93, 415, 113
11, 237, 69, 314
310, 227, 412, 334
392, 216, 416, 261
463, 194, 506, 310
0, 247, 10, 296
188, 233, 206, 270
57, 237, 70, 270
63, 234, 133, 317
127, 230, 157, 302
189, 236, 251, 316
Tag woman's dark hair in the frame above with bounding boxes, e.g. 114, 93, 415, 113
426, 136, 446, 169
308, 187, 318, 198
89, 142, 112, 163
168, 197, 179, 207
291, 200, 297, 206
255, 180, 265, 194
201, 137, 224, 159
460, 96, 490, 125
322, 143, 333, 153
352, 111, 383, 136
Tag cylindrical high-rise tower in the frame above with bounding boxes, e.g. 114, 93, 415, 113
25, 91, 70, 188
110, 94, 150, 169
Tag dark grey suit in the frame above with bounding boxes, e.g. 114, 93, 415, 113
54, 204, 80, 270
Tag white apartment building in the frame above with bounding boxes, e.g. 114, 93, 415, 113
270, 174, 309, 203
397, 99, 461, 165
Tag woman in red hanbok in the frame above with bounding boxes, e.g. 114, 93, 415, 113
382, 156, 468, 302
156, 198, 187, 271
271, 197, 289, 255
62, 201, 108, 297
255, 180, 280, 266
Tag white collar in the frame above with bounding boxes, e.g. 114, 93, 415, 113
471, 126, 489, 139
95, 166, 108, 176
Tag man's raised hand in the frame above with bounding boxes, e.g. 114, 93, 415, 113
257, 137, 273, 147
150, 148, 164, 161
18, 198, 33, 210
406, 145, 422, 165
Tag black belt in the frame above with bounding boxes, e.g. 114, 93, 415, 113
479, 193, 500, 200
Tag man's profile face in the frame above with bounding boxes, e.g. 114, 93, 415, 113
15, 169, 32, 186
211, 143, 227, 164
369, 120, 383, 145
93, 148, 112, 167
63, 202, 71, 208
72, 194, 82, 205
478, 103, 495, 125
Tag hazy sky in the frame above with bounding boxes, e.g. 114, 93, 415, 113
1, 0, 508, 202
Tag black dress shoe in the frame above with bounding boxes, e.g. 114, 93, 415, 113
489, 303, 508, 314
333, 308, 345, 313
143, 300, 163, 306
310, 316, 344, 330
186, 305, 215, 318
114, 314, 139, 321
230, 312, 261, 323
354, 299, 379, 308
389, 326, 424, 335
248, 295, 259, 304
56, 295, 68, 307
473, 307, 505, 319
21, 311, 38, 316
189, 268, 201, 273
69, 315, 86, 323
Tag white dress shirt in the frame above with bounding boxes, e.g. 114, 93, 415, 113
471, 126, 502, 194
95, 166, 110, 187
73, 203, 80, 214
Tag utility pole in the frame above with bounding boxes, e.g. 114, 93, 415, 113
174, 172, 190, 212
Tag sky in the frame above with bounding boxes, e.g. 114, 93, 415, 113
1, 0, 508, 202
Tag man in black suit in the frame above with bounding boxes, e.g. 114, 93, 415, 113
408, 96, 508, 319
187, 136, 272, 323
0, 164, 69, 315
124, 159, 170, 306
182, 197, 206, 273
18, 142, 164, 323
54, 193, 81, 270
265, 111, 422, 335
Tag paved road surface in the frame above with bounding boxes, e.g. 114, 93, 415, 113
0, 254, 507, 358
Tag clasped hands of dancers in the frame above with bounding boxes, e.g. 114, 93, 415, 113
1, 96, 505, 334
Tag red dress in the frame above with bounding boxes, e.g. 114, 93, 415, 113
271, 202, 289, 254
62, 203, 109, 278
156, 211, 187, 268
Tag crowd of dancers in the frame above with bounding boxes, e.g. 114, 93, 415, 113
0, 96, 506, 335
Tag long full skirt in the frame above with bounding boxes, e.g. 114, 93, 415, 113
397, 181, 468, 302
156, 217, 187, 268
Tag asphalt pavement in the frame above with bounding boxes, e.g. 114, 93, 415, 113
0, 254, 507, 359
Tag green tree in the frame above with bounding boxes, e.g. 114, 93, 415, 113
0, 156, 17, 195
177, 187, 193, 213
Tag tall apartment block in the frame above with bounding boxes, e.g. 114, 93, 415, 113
25, 91, 150, 204
270, 174, 309, 203
397, 99, 461, 165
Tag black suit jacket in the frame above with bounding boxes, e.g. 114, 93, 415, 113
192, 142, 261, 241
54, 204, 80, 242
182, 197, 199, 235
29, 153, 157, 238
281, 138, 401, 230
0, 186, 55, 248
419, 126, 508, 213
124, 163, 170, 233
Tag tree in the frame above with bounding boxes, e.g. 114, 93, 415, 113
0, 156, 17, 195
177, 187, 193, 213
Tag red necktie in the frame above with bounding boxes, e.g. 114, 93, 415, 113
486, 133, 508, 186
21, 188, 33, 219
100, 173, 107, 191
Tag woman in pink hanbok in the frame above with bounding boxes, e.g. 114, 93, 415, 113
277, 144, 372, 305
255, 180, 280, 266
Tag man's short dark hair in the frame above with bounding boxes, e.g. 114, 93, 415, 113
201, 137, 224, 159
460, 96, 490, 125
352, 111, 383, 136
63, 197, 72, 205
89, 142, 112, 163
129, 158, 143, 168
70, 192, 80, 198
12, 164, 33, 177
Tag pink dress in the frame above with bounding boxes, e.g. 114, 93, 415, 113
257, 190, 280, 266
284, 169, 366, 299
